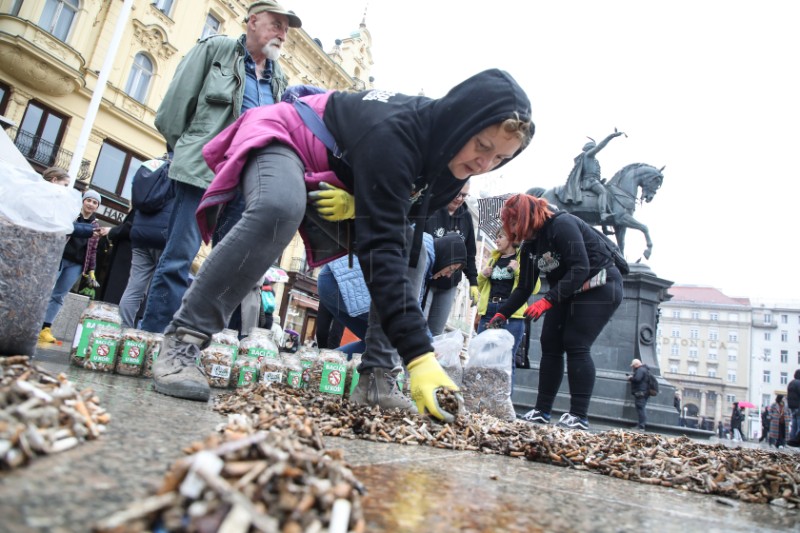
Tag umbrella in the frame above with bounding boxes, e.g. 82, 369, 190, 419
265, 265, 289, 284
477, 193, 513, 241
738, 401, 756, 409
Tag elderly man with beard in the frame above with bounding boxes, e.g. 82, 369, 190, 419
140, 1, 302, 334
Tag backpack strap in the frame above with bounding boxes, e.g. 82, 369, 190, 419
293, 99, 348, 164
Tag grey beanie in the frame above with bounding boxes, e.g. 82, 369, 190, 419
83, 189, 101, 204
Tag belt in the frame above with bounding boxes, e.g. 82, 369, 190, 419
490, 297, 505, 303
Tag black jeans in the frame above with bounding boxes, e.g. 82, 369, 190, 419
634, 392, 648, 428
535, 267, 623, 419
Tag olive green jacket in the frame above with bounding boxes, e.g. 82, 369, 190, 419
154, 34, 287, 189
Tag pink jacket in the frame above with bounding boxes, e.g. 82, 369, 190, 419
197, 92, 347, 259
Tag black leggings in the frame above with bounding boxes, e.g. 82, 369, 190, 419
535, 267, 623, 419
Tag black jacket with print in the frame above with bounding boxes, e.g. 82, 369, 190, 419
424, 202, 478, 287
323, 69, 532, 363
498, 211, 614, 317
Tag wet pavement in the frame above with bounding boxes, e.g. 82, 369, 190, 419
1, 344, 798, 533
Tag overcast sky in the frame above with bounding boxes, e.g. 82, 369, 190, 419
289, 0, 800, 301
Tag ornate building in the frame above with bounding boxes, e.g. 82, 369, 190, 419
0, 0, 373, 341
656, 286, 752, 433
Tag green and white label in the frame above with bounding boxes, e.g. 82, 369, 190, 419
319, 362, 347, 395
88, 337, 118, 364
73, 320, 120, 359
120, 339, 146, 365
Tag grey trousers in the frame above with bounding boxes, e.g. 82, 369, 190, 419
360, 226, 428, 372
423, 285, 457, 337
119, 247, 162, 328
170, 145, 306, 336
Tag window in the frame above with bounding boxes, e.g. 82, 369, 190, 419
17, 101, 67, 166
780, 372, 788, 385
689, 348, 698, 359
670, 344, 679, 356
762, 394, 771, 407
781, 314, 788, 324
763, 370, 771, 383
691, 311, 700, 320
728, 351, 737, 362
690, 328, 699, 339
708, 330, 718, 341
781, 350, 788, 363
688, 365, 697, 376
710, 312, 718, 321
728, 331, 738, 343
727, 370, 737, 383
10, 0, 23, 16
764, 332, 771, 341
0, 81, 9, 115
125, 53, 154, 104
153, 0, 174, 16
671, 328, 680, 338
707, 351, 717, 360
669, 364, 678, 373
201, 13, 220, 39
798, 351, 800, 364
707, 367, 716, 378
764, 314, 773, 324
91, 141, 144, 200
763, 349, 771, 362
781, 330, 788, 342
39, 0, 79, 41
726, 394, 736, 404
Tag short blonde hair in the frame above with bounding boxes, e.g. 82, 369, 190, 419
499, 114, 534, 149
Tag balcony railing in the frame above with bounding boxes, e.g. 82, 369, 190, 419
8, 127, 91, 183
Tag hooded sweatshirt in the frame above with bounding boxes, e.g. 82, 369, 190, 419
424, 202, 478, 288
200, 69, 532, 364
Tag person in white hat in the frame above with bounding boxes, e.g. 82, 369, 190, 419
39, 188, 107, 344
628, 358, 650, 430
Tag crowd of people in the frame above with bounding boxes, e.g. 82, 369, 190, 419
27, 1, 800, 443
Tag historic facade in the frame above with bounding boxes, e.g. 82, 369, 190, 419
656, 286, 752, 432
0, 0, 373, 341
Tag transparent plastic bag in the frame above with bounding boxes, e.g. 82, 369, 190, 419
463, 329, 516, 420
432, 329, 465, 387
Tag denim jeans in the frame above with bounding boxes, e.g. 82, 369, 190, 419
44, 259, 83, 325
316, 266, 368, 357
634, 392, 649, 428
119, 247, 161, 328
170, 145, 306, 336
790, 407, 799, 441
423, 285, 457, 337
140, 181, 244, 333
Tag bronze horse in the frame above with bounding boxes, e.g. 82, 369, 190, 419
527, 163, 664, 259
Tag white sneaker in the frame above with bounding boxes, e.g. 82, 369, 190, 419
557, 413, 589, 430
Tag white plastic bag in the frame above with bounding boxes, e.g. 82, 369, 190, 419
0, 159, 81, 233
463, 329, 516, 420
432, 329, 465, 387
0, 160, 81, 355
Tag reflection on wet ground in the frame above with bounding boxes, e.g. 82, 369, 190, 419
0, 346, 797, 532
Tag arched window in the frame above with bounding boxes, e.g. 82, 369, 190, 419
39, 0, 79, 41
125, 53, 154, 104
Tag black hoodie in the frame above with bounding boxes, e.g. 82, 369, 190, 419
322, 69, 533, 363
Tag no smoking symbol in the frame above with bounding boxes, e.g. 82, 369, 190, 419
327, 370, 341, 386
97, 344, 109, 356
129, 346, 140, 357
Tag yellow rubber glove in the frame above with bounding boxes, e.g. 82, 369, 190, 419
308, 182, 355, 221
469, 286, 480, 306
408, 352, 461, 423
86, 270, 100, 288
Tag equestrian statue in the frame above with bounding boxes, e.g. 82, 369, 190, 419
527, 130, 664, 259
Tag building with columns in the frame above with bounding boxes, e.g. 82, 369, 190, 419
656, 286, 752, 433
0, 0, 373, 342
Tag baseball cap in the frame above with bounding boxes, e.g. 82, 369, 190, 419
246, 1, 301, 28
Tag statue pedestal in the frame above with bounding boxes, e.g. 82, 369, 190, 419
512, 263, 681, 427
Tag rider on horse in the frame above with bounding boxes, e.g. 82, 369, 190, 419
560, 130, 625, 221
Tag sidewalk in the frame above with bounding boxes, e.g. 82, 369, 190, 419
0, 344, 797, 532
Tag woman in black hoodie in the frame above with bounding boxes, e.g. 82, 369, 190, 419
154, 69, 534, 422
491, 194, 623, 430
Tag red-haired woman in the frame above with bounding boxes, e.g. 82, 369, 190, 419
489, 194, 623, 430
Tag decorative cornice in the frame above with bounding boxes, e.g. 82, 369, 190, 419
132, 19, 177, 61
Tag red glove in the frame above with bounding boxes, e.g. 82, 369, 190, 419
524, 299, 553, 322
487, 313, 507, 329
